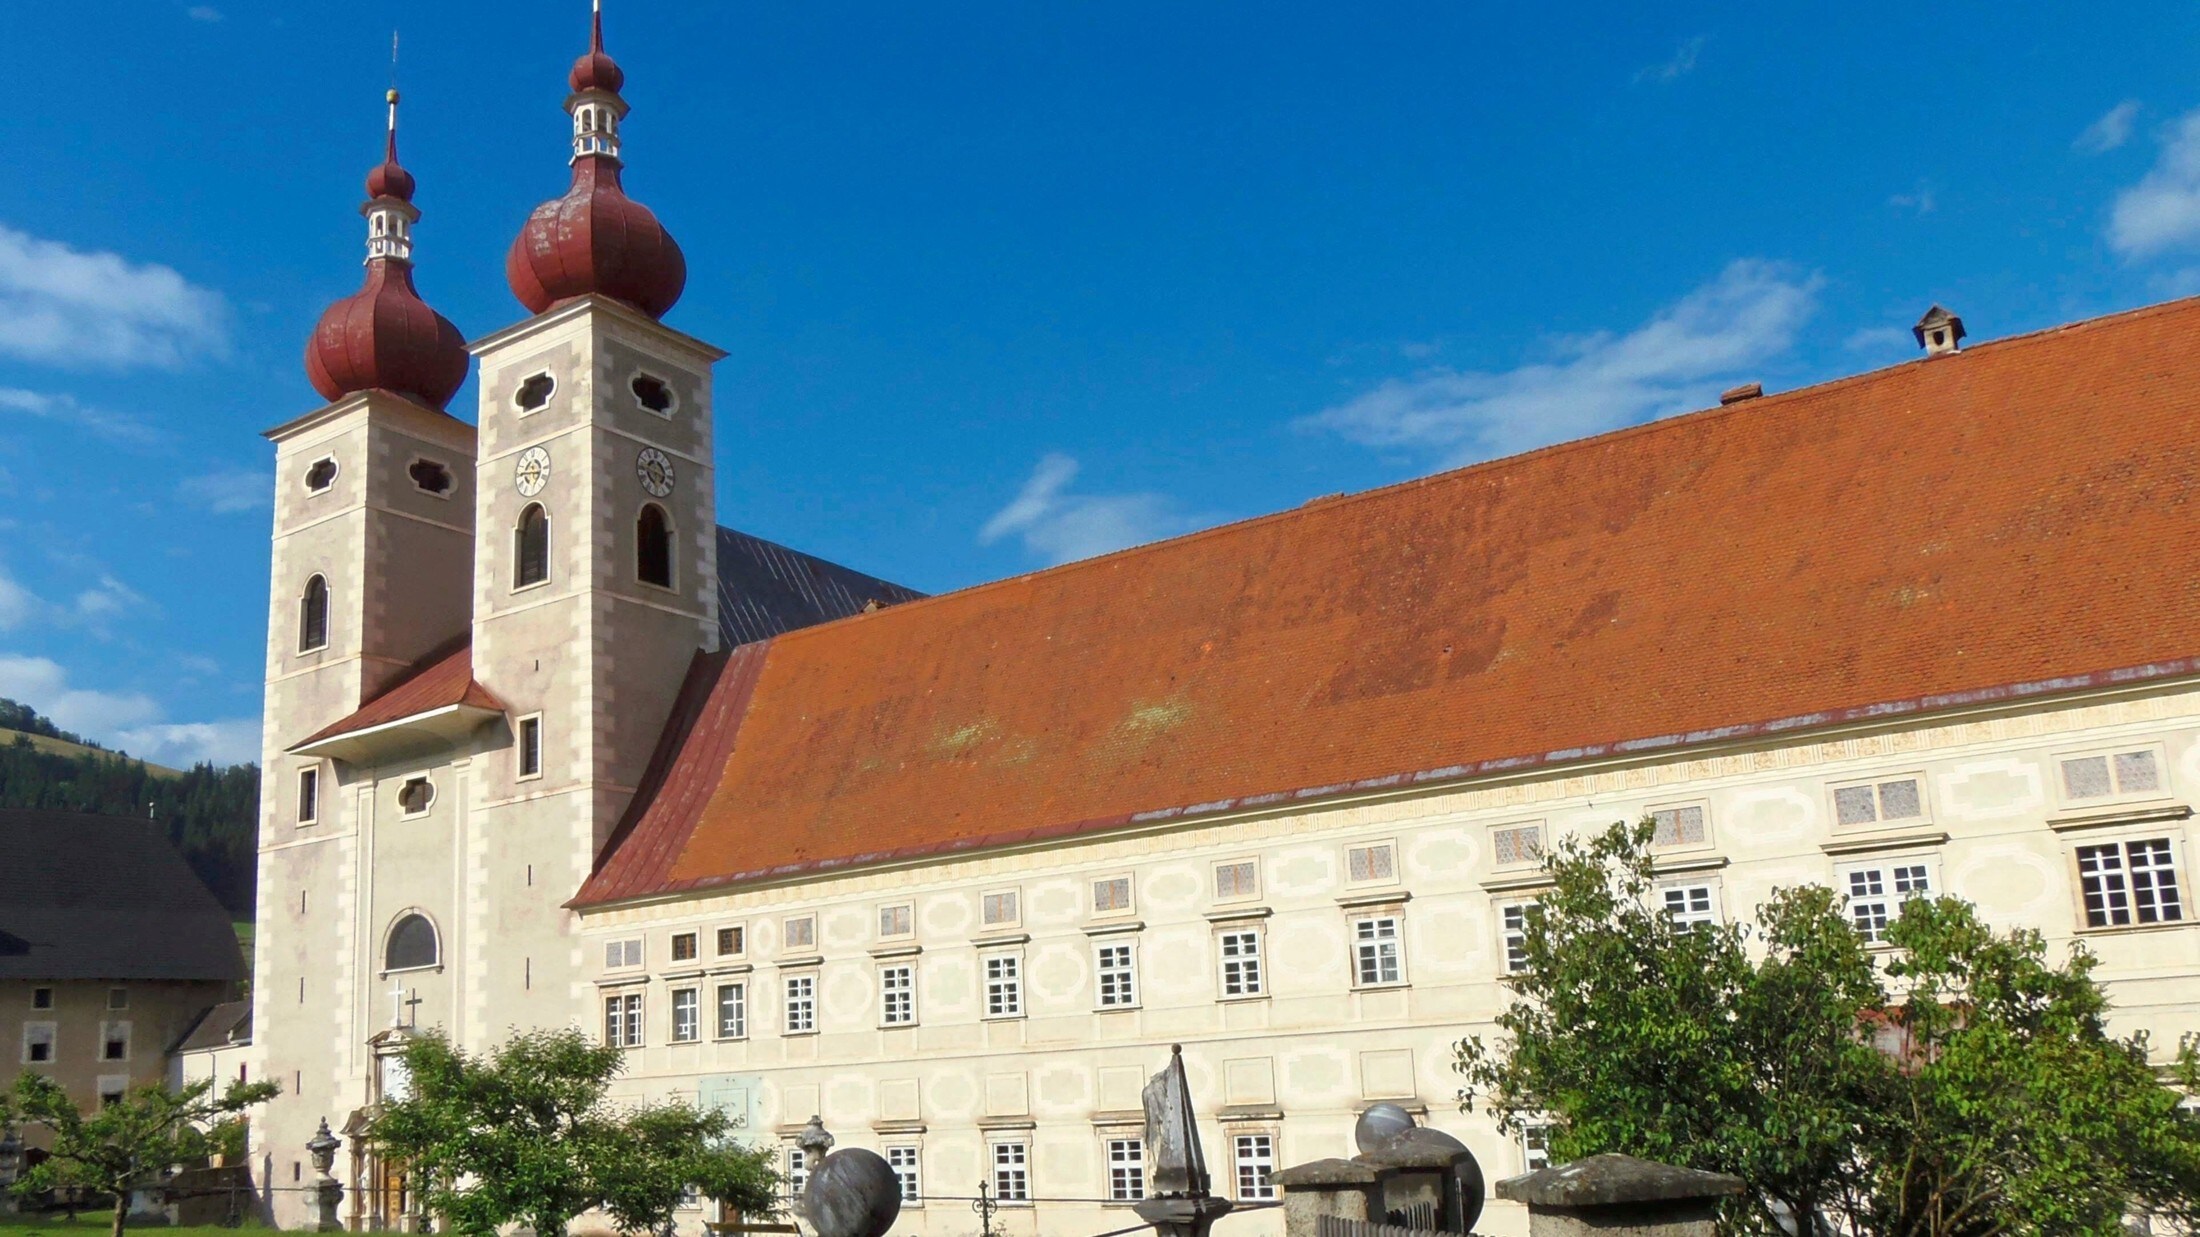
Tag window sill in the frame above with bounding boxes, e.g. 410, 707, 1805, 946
2074, 918, 2193, 938
510, 580, 552, 596
980, 1013, 1026, 1023
1351, 981, 1411, 993
1094, 1003, 1142, 1014
380, 964, 444, 978
668, 1038, 702, 1047
1217, 992, 1271, 1004
783, 1028, 819, 1038
713, 1034, 749, 1044
1822, 828, 1949, 857
878, 1022, 919, 1032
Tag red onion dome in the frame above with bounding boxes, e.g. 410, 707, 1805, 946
365, 91, 416, 201
571, 4, 625, 93
305, 261, 470, 410
506, 157, 686, 319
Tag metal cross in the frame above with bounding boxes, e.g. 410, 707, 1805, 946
402, 989, 424, 1027
387, 980, 408, 1028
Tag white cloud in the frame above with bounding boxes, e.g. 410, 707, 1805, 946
1305, 259, 1821, 467
0, 223, 229, 369
186, 5, 223, 20
1887, 183, 1936, 215
1844, 325, 1914, 354
2076, 100, 2140, 154
70, 575, 147, 625
0, 653, 257, 766
1634, 36, 1705, 85
178, 468, 271, 514
980, 453, 1204, 566
0, 565, 36, 631
2109, 109, 2200, 258
0, 387, 164, 446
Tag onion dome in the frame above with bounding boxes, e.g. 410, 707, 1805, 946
304, 90, 470, 411
506, 0, 686, 320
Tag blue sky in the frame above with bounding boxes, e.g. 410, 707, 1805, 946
6, 1, 2200, 766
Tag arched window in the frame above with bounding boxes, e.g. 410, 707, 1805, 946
299, 575, 330, 653
384, 913, 439, 973
636, 503, 673, 588
514, 503, 550, 589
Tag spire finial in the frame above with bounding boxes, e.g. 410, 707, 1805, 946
591, 0, 604, 54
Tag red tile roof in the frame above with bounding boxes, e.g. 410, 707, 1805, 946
572, 296, 2200, 906
293, 642, 506, 749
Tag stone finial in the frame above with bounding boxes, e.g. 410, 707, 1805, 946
1913, 304, 1965, 356
796, 1114, 835, 1158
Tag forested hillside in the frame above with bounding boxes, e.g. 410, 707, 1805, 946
0, 698, 259, 916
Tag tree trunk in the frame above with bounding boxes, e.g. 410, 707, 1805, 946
109, 1188, 130, 1237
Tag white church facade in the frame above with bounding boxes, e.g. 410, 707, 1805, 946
249, 12, 2200, 1237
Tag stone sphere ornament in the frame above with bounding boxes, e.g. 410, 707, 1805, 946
798, 1146, 902, 1237
1354, 1102, 1417, 1154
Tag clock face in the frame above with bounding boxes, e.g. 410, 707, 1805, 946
636, 447, 676, 497
514, 446, 551, 497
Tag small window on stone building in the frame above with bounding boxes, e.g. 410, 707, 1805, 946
1521, 1124, 1553, 1172
1833, 778, 1925, 827
22, 1023, 54, 1064
297, 767, 320, 825
981, 889, 1020, 927
783, 916, 817, 951
715, 926, 745, 957
515, 372, 557, 413
1650, 805, 1709, 848
2059, 748, 2166, 803
605, 939, 644, 969
408, 458, 454, 497
1346, 842, 1396, 884
107, 987, 128, 1011
1093, 876, 1132, 914
385, 913, 439, 972
1491, 823, 1546, 868
671, 932, 698, 962
298, 575, 330, 653
879, 904, 913, 938
631, 373, 675, 415
517, 715, 543, 780
1213, 860, 1259, 901
100, 1021, 130, 1061
515, 503, 551, 589
636, 503, 674, 588
397, 776, 435, 816
304, 457, 338, 493
98, 1079, 126, 1109
31, 987, 52, 1010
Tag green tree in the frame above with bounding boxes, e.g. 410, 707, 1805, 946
366, 1027, 778, 1237
0, 1073, 278, 1237
1456, 819, 2200, 1236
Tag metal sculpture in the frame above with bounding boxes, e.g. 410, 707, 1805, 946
1133, 1045, 1233, 1237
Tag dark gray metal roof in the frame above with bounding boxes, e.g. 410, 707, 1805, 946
715, 526, 925, 648
171, 999, 252, 1054
0, 810, 248, 982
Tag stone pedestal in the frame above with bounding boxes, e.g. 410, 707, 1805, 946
1357, 1127, 1483, 1233
1494, 1154, 1742, 1237
1272, 1157, 1384, 1237
1133, 1193, 1234, 1237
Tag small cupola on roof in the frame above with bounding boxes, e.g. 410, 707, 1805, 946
303, 90, 471, 411
505, 0, 687, 321
1914, 304, 1966, 356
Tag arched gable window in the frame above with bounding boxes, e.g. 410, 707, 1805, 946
299, 575, 330, 653
514, 503, 550, 589
636, 503, 673, 589
385, 912, 439, 973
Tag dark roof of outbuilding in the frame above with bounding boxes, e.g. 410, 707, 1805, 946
0, 810, 247, 982
172, 999, 253, 1055
714, 526, 925, 648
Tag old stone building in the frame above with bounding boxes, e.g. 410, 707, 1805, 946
250, 11, 2200, 1237
2, 810, 247, 1144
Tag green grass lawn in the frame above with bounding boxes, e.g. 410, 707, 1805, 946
0, 1220, 264, 1236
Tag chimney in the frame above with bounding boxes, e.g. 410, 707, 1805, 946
1913, 304, 1965, 356
1719, 382, 1763, 405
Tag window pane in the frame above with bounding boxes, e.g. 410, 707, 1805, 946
1094, 878, 1132, 913
2127, 838, 2184, 924
1652, 806, 1706, 846
2114, 751, 2162, 794
2077, 844, 2132, 927
886, 1146, 921, 1203
1233, 1135, 1275, 1201
1348, 844, 1395, 882
785, 917, 815, 949
1108, 1138, 1145, 1201
2062, 756, 2113, 800
1876, 779, 1922, 819
717, 984, 746, 1038
1492, 824, 1544, 866
1215, 862, 1256, 898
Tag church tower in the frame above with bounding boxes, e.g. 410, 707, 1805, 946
462, 1, 723, 1034
255, 90, 477, 1213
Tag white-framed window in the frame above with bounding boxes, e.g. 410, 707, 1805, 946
1491, 821, 1545, 868
784, 916, 817, 952
21, 1022, 54, 1064
1347, 842, 1397, 884
397, 775, 435, 817
982, 889, 1021, 927
2075, 838, 2186, 928
304, 456, 338, 494
2058, 746, 2168, 804
1521, 1124, 1552, 1172
676, 1185, 701, 1210
1353, 915, 1404, 986
605, 939, 644, 969
716, 925, 746, 957
716, 982, 747, 1039
670, 988, 699, 1042
784, 1147, 808, 1201
1661, 882, 1720, 932
1096, 941, 1139, 1008
1218, 929, 1264, 997
516, 714, 544, 780
885, 1145, 921, 1205
991, 1140, 1030, 1203
602, 993, 642, 1048
514, 371, 557, 413
97, 1076, 127, 1109
1650, 803, 1709, 848
784, 974, 817, 1034
1831, 775, 1925, 827
1233, 1134, 1276, 1201
880, 964, 916, 1026
1107, 1137, 1146, 1201
296, 767, 320, 825
99, 1020, 130, 1062
1499, 902, 1537, 974
1842, 859, 1935, 944
1213, 859, 1259, 901
1093, 876, 1133, 914
984, 953, 1023, 1018
879, 904, 913, 938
